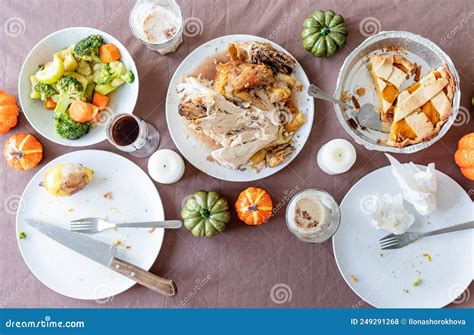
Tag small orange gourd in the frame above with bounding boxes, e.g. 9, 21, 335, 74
454, 133, 474, 181
235, 187, 273, 225
0, 90, 19, 135
4, 133, 43, 171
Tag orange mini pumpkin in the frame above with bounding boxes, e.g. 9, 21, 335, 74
0, 90, 19, 135
454, 133, 474, 181
235, 187, 273, 225
4, 133, 43, 171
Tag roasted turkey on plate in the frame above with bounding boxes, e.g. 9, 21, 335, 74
177, 41, 304, 171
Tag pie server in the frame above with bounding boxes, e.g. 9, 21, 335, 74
26, 219, 177, 297
308, 84, 389, 133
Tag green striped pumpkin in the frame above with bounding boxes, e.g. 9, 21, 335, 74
181, 191, 230, 237
301, 10, 348, 57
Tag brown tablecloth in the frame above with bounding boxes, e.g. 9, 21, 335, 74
1, 0, 472, 308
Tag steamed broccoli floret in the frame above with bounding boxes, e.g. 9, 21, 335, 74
34, 83, 56, 102
57, 76, 83, 96
96, 63, 114, 84
122, 71, 135, 84
94, 61, 135, 85
54, 111, 90, 140
54, 76, 84, 115
73, 35, 104, 61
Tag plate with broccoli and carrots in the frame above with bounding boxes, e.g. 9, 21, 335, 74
19, 27, 139, 146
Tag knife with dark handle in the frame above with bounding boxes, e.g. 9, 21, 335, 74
27, 219, 177, 297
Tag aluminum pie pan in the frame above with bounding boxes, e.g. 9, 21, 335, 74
334, 31, 461, 153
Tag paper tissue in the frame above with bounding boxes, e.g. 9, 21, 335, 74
385, 154, 437, 215
370, 193, 416, 234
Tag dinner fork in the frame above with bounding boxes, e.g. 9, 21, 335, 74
70, 217, 183, 234
307, 84, 389, 133
379, 221, 474, 250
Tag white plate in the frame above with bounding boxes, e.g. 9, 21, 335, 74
333, 166, 473, 308
16, 150, 164, 300
18, 27, 139, 147
166, 34, 314, 182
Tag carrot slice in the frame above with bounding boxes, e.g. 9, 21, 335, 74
92, 92, 109, 111
99, 44, 121, 63
69, 100, 93, 123
45, 97, 57, 110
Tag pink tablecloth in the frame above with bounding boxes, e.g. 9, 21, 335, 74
0, 0, 472, 308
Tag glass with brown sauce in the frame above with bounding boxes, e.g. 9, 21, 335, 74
106, 114, 160, 158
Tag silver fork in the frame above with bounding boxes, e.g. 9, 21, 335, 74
307, 84, 389, 133
380, 221, 474, 250
70, 217, 183, 234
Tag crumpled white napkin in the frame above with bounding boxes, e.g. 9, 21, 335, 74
385, 154, 437, 215
370, 193, 415, 234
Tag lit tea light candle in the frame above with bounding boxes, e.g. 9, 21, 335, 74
317, 139, 356, 175
148, 149, 185, 184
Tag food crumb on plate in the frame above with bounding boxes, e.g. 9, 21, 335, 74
67, 208, 74, 213
351, 275, 358, 282
403, 289, 409, 294
356, 87, 366, 96
422, 252, 431, 262
341, 90, 351, 103
103, 192, 113, 200
112, 239, 131, 249
112, 239, 123, 247
351, 95, 360, 109
412, 278, 422, 286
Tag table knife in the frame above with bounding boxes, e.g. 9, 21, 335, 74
26, 219, 177, 297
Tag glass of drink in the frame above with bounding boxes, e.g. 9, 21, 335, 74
285, 189, 341, 243
129, 0, 184, 55
105, 114, 160, 158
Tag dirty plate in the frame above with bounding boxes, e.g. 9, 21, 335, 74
16, 150, 164, 300
333, 166, 473, 308
166, 34, 314, 182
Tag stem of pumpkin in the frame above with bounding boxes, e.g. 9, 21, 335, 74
9, 151, 24, 159
248, 204, 258, 211
199, 208, 210, 218
320, 26, 331, 36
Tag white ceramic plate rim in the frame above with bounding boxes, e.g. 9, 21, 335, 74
18, 27, 139, 147
166, 34, 314, 182
332, 165, 472, 308
15, 150, 164, 300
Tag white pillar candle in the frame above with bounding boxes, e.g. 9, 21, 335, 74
148, 149, 185, 184
317, 139, 356, 175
